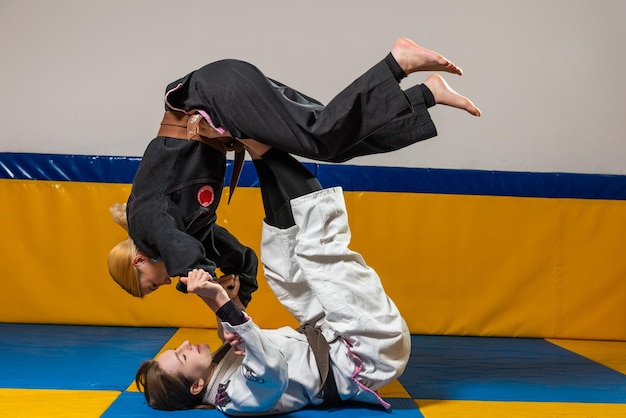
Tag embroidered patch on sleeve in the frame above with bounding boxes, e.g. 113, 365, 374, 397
243, 365, 265, 384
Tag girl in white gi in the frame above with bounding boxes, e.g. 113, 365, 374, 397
135, 143, 411, 414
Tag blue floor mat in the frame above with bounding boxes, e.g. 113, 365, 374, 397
2, 324, 626, 417
0, 323, 176, 391
104, 393, 421, 417
400, 335, 626, 403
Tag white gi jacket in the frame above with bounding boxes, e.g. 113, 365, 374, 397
203, 187, 411, 415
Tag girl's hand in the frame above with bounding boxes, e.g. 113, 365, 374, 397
218, 274, 240, 300
223, 330, 246, 355
180, 269, 228, 301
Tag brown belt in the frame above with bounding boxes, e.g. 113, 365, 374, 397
297, 324, 341, 404
157, 111, 245, 203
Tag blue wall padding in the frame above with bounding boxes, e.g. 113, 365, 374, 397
0, 153, 141, 184
2, 152, 626, 199
316, 164, 626, 199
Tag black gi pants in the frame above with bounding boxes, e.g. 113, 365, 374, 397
165, 59, 437, 163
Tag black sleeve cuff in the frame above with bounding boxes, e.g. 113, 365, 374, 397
215, 299, 247, 326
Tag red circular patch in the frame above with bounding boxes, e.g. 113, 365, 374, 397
197, 185, 214, 207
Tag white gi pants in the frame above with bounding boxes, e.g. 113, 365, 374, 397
260, 187, 411, 389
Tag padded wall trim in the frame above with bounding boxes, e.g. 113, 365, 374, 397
1, 152, 626, 199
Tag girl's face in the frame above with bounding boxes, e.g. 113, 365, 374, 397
135, 258, 172, 296
156, 340, 213, 382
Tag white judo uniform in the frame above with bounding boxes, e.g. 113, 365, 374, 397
202, 187, 411, 415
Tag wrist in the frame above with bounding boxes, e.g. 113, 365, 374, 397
216, 299, 247, 326
231, 295, 245, 310
202, 291, 231, 313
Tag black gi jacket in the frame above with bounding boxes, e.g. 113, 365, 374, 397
127, 57, 438, 307
127, 137, 258, 306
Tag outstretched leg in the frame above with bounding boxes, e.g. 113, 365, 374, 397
167, 36, 471, 162
247, 140, 411, 388
391, 37, 463, 76
251, 157, 295, 229
424, 73, 482, 116
323, 74, 480, 162
288, 187, 411, 389
248, 142, 327, 326
243, 140, 321, 228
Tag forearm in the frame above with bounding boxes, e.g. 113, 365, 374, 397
199, 293, 246, 326
187, 268, 247, 337
209, 225, 259, 307
215, 290, 245, 341
215, 299, 247, 326
199, 291, 231, 313
230, 294, 245, 310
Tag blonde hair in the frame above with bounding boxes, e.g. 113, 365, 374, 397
108, 203, 142, 298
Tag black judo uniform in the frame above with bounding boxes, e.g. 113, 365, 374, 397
128, 57, 438, 305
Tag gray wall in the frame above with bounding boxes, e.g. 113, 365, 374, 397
1, 0, 624, 174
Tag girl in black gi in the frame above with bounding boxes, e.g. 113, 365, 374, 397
107, 37, 480, 304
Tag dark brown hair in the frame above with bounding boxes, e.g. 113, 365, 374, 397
135, 360, 207, 410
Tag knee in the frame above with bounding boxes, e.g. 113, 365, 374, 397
199, 59, 262, 84
212, 58, 255, 70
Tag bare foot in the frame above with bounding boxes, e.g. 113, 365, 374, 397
424, 74, 481, 116
239, 138, 272, 159
391, 37, 463, 76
